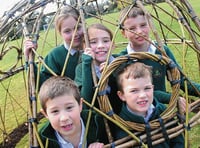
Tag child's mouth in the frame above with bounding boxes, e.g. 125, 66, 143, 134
62, 124, 73, 131
95, 51, 107, 55
137, 100, 148, 106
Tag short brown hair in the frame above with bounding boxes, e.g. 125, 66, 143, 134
116, 62, 152, 92
55, 5, 80, 33
39, 76, 81, 113
119, 6, 145, 27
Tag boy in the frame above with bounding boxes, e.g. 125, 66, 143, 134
114, 62, 184, 147
38, 76, 106, 148
118, 5, 200, 104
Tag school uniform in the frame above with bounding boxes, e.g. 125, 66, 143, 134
118, 42, 200, 103
39, 43, 81, 88
39, 110, 108, 148
75, 54, 122, 114
114, 99, 184, 148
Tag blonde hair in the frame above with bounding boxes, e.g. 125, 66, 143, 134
55, 5, 80, 33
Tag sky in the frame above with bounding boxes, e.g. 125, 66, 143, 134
0, 0, 59, 17
0, 0, 19, 16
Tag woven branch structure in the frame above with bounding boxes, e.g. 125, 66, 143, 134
96, 52, 200, 147
0, 0, 200, 147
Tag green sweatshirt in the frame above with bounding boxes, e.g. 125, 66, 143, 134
118, 45, 200, 104
39, 44, 81, 88
39, 110, 108, 148
75, 54, 122, 114
114, 99, 184, 148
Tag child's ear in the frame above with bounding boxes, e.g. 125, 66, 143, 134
79, 98, 83, 112
40, 108, 48, 118
117, 91, 125, 101
111, 42, 116, 51
121, 29, 127, 38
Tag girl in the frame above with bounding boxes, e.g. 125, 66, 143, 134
24, 5, 84, 88
75, 23, 122, 113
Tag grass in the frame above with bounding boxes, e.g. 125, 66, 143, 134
0, 0, 200, 147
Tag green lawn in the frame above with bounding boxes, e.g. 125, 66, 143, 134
0, 0, 200, 147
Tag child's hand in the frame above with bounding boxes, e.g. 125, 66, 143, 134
23, 39, 38, 61
84, 47, 95, 59
178, 97, 190, 113
88, 142, 104, 148
99, 62, 106, 73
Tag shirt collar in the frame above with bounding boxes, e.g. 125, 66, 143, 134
126, 103, 155, 122
55, 118, 86, 148
64, 42, 78, 56
95, 55, 115, 79
127, 41, 156, 54
144, 104, 155, 122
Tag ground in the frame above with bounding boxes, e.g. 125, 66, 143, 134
0, 112, 43, 148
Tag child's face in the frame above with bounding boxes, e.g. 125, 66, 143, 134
60, 16, 83, 49
122, 15, 150, 49
44, 94, 82, 141
117, 76, 153, 117
88, 28, 113, 65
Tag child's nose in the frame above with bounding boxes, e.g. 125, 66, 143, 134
136, 27, 142, 34
72, 29, 79, 36
97, 41, 104, 48
60, 112, 69, 122
138, 90, 146, 98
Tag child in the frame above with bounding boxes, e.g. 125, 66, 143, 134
38, 76, 107, 148
118, 5, 200, 104
24, 5, 84, 88
75, 23, 121, 113
114, 62, 184, 147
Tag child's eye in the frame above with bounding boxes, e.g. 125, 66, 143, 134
144, 87, 152, 91
103, 39, 110, 43
64, 30, 71, 34
51, 110, 59, 114
131, 89, 139, 93
129, 27, 136, 32
66, 106, 74, 111
89, 40, 97, 44
141, 23, 147, 28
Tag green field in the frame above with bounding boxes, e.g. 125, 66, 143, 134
0, 0, 200, 147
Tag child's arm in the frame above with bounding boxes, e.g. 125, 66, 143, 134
164, 45, 200, 97
74, 53, 94, 108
